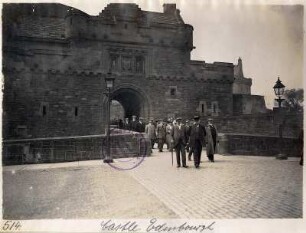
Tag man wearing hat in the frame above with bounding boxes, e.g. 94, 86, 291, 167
171, 117, 188, 168
123, 117, 130, 130
130, 115, 138, 132
206, 118, 218, 162
136, 117, 145, 133
156, 119, 166, 152
188, 116, 206, 168
166, 119, 174, 151
145, 119, 156, 149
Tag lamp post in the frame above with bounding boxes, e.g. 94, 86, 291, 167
103, 72, 115, 163
273, 77, 285, 108
273, 77, 287, 160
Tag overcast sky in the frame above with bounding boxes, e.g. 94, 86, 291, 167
17, 0, 305, 108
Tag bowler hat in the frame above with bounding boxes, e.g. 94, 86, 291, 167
176, 117, 182, 121
194, 115, 200, 120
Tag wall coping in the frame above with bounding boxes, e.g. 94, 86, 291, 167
218, 132, 298, 139
4, 131, 144, 143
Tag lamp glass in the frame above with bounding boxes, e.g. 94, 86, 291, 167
273, 78, 285, 97
105, 77, 114, 89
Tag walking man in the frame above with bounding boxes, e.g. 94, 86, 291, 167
156, 119, 166, 152
189, 116, 206, 168
145, 119, 156, 150
166, 120, 174, 151
171, 117, 188, 168
186, 119, 194, 161
206, 118, 218, 162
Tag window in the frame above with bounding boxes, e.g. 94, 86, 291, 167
197, 101, 207, 116
170, 88, 176, 96
40, 102, 49, 117
74, 107, 78, 117
42, 105, 47, 116
213, 104, 216, 113
211, 101, 219, 116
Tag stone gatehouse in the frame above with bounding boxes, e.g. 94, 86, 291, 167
2, 3, 267, 139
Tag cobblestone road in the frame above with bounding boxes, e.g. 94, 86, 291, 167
129, 150, 303, 219
3, 150, 303, 219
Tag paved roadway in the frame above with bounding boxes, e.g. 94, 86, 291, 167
2, 149, 303, 219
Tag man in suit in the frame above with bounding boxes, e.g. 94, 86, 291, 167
171, 117, 188, 168
156, 119, 166, 152
186, 119, 194, 161
166, 119, 174, 151
136, 117, 146, 133
206, 118, 218, 162
145, 119, 156, 149
123, 117, 130, 130
130, 115, 138, 132
189, 116, 206, 168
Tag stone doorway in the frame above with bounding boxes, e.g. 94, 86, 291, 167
110, 87, 150, 121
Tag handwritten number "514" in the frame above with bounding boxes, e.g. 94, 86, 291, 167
2, 221, 22, 231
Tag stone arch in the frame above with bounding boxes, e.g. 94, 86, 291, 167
102, 83, 151, 128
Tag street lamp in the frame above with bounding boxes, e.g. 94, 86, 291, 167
273, 77, 285, 108
273, 77, 287, 160
104, 72, 115, 163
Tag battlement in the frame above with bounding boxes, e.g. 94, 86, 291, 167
3, 3, 192, 51
3, 3, 73, 18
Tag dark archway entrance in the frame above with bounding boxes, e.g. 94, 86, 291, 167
111, 87, 149, 120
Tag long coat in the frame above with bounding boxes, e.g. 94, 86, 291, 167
166, 124, 174, 143
145, 124, 156, 140
156, 123, 166, 139
130, 120, 138, 132
188, 123, 206, 147
136, 122, 146, 133
171, 124, 187, 147
206, 124, 218, 155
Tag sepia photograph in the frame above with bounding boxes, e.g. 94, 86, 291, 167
1, 0, 304, 232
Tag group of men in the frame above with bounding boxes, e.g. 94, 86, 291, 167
114, 114, 218, 169
117, 115, 146, 133
145, 116, 218, 169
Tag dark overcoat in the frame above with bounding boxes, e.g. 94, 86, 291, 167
188, 123, 206, 147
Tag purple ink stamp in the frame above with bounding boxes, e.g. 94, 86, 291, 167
103, 128, 149, 170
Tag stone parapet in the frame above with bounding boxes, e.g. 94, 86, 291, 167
210, 112, 302, 138
2, 130, 151, 165
218, 133, 300, 156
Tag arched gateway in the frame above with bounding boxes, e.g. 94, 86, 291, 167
108, 85, 150, 121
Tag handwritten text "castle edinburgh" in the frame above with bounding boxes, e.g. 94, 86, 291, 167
100, 218, 216, 232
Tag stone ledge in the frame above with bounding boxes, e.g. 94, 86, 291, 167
3, 130, 151, 165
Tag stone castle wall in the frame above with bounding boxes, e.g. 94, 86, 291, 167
3, 3, 274, 140
3, 3, 236, 139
